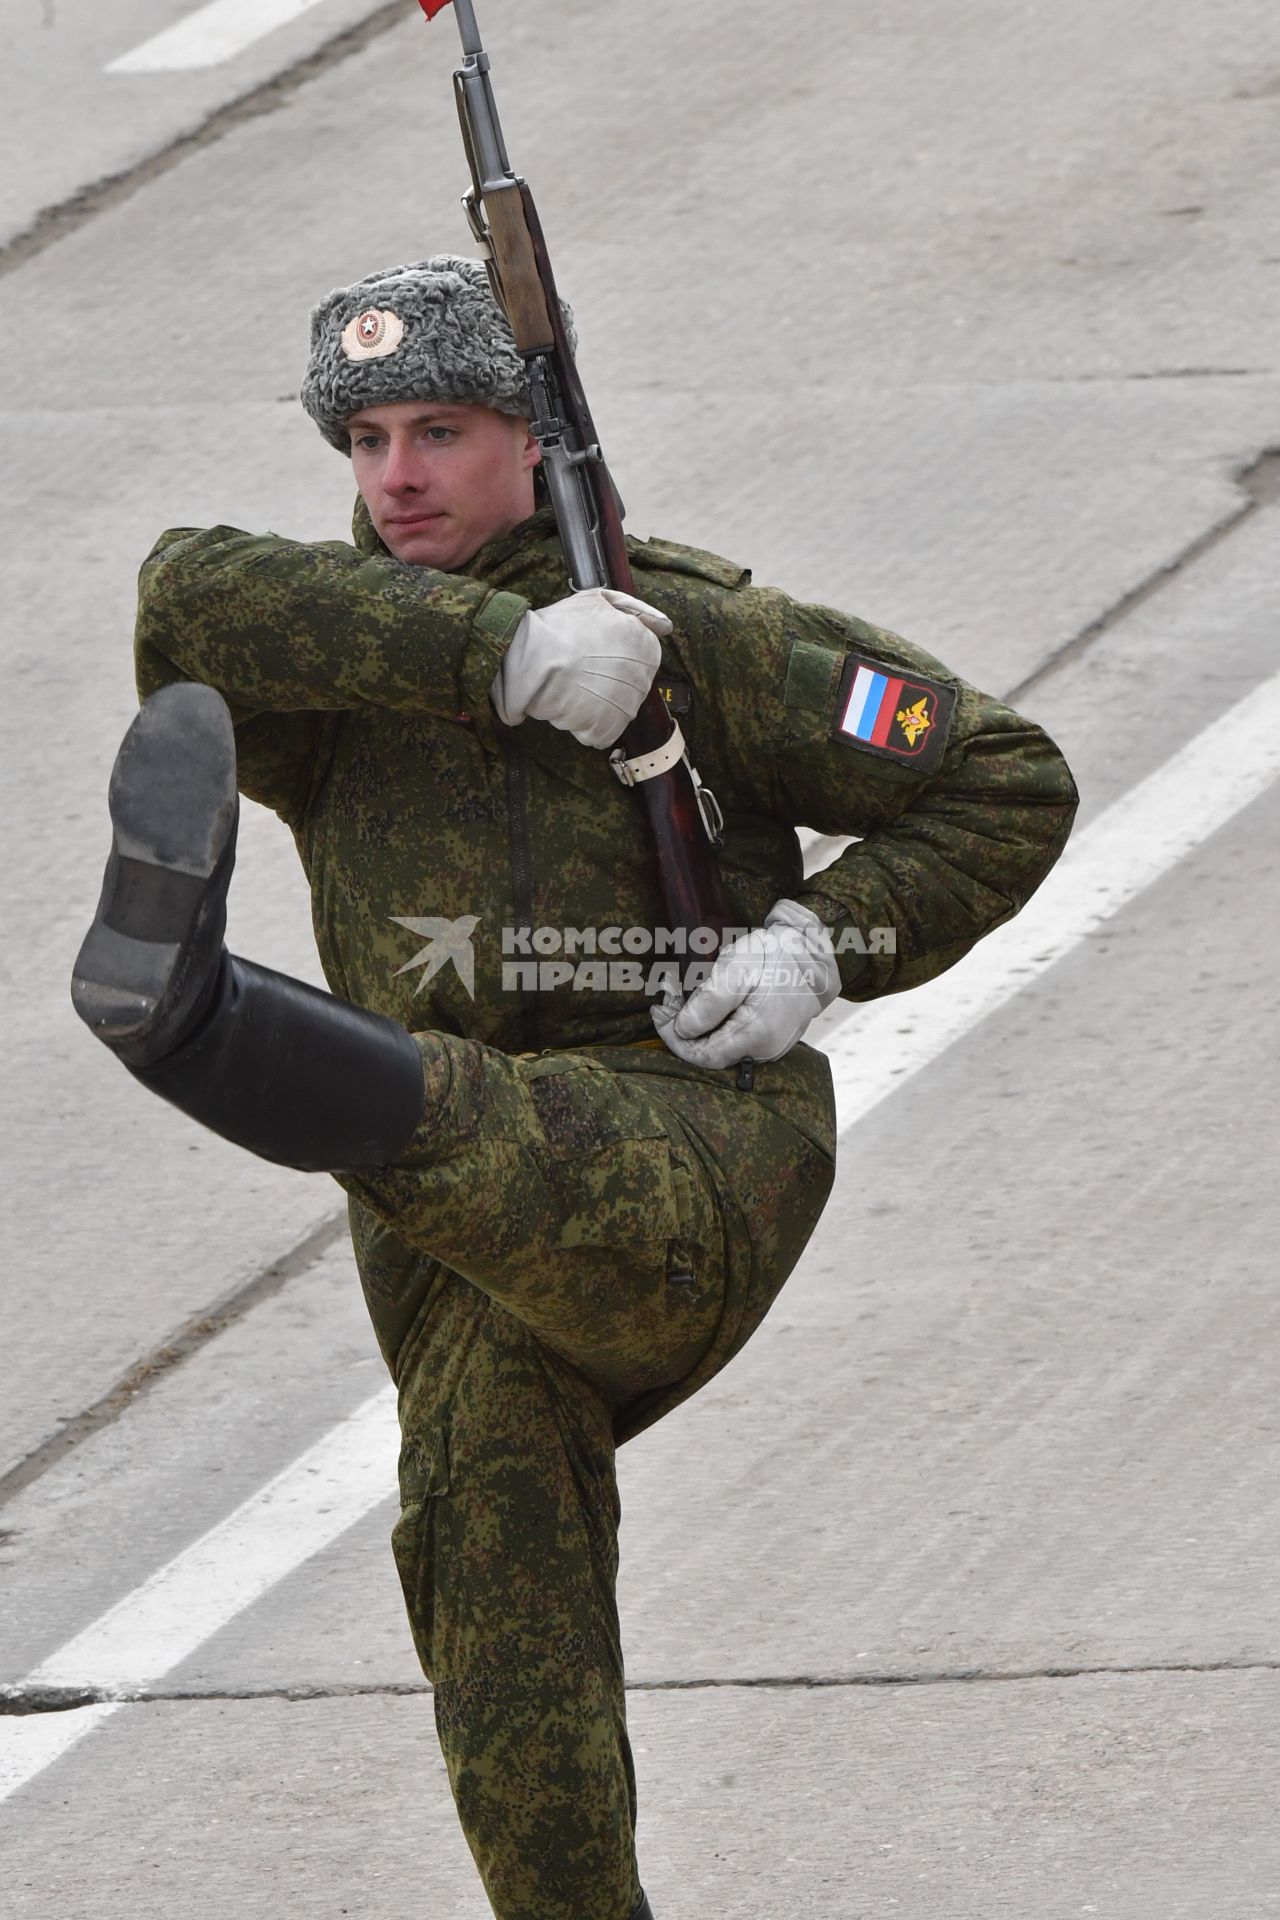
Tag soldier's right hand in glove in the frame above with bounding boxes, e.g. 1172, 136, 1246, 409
490, 586, 672, 750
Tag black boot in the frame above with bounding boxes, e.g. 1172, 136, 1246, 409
628, 1892, 655, 1920
71, 683, 424, 1172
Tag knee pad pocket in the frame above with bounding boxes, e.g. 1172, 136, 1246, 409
391, 1422, 455, 1678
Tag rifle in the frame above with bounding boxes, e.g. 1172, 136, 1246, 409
416, 0, 733, 960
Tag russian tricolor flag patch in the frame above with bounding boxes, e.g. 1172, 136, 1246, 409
833, 655, 957, 772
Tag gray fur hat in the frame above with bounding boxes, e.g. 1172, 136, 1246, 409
300, 254, 576, 452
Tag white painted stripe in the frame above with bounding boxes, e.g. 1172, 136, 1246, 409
0, 1388, 398, 1803
0, 1703, 118, 1803
107, 0, 332, 74
823, 665, 1280, 1137
5, 670, 1279, 1806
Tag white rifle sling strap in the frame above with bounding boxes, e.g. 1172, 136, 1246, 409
609, 721, 726, 845
609, 720, 688, 787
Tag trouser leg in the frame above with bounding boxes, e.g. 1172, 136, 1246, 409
391, 1266, 643, 1920
221, 1018, 797, 1920
349, 1042, 831, 1920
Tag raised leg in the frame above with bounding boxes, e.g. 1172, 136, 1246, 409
342, 1025, 834, 1412
70, 683, 425, 1169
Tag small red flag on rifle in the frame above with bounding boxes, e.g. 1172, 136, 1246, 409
416, 0, 455, 18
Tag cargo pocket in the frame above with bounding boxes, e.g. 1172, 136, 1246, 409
526, 1062, 679, 1263
518, 1059, 721, 1380
390, 1423, 452, 1682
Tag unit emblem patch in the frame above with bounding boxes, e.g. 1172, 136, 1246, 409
831, 655, 957, 772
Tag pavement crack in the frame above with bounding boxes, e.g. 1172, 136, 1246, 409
1049, 367, 1271, 382
0, 1687, 104, 1717
5, 1660, 1278, 1713
1121, 366, 1263, 379
1007, 445, 1280, 703
0, 1683, 427, 1714
0, 1210, 348, 1514
0, 2, 409, 279
631, 1658, 1280, 1691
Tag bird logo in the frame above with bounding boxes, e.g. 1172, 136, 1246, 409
389, 915, 480, 999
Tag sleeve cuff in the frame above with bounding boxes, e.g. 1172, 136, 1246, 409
473, 588, 529, 650
461, 588, 529, 723
794, 889, 873, 996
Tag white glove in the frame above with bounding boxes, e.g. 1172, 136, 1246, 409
651, 899, 842, 1069
490, 586, 672, 750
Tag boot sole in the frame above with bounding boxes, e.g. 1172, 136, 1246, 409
71, 684, 238, 1043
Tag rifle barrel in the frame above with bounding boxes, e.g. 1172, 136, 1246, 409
450, 0, 484, 58
458, 66, 510, 184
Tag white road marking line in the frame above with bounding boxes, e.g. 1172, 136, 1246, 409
4, 669, 1279, 1805
0, 1388, 398, 1803
0, 1703, 118, 1800
824, 665, 1280, 1137
107, 0, 334, 74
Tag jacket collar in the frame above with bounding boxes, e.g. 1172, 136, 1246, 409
350, 495, 562, 582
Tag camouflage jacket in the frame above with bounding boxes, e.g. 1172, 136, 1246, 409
134, 500, 1078, 1053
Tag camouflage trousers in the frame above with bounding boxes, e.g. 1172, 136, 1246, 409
339, 1032, 837, 1920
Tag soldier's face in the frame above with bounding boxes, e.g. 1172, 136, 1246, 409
347, 399, 541, 569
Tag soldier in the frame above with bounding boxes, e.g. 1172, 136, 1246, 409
71, 257, 1078, 1920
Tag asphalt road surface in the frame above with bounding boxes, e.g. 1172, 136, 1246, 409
2, 2, 1279, 1915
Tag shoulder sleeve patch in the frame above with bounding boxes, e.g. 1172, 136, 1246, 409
832, 653, 957, 772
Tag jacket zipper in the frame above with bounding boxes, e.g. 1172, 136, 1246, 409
504, 736, 541, 1052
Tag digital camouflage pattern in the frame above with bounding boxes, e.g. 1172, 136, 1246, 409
348, 1031, 834, 1919
133, 500, 1077, 1920
135, 499, 1079, 1051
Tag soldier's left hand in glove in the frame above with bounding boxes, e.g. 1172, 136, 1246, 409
490, 586, 672, 749
651, 899, 843, 1068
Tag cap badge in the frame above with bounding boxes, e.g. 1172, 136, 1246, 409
341, 308, 406, 361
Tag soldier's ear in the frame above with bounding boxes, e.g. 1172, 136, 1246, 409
520, 424, 542, 470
